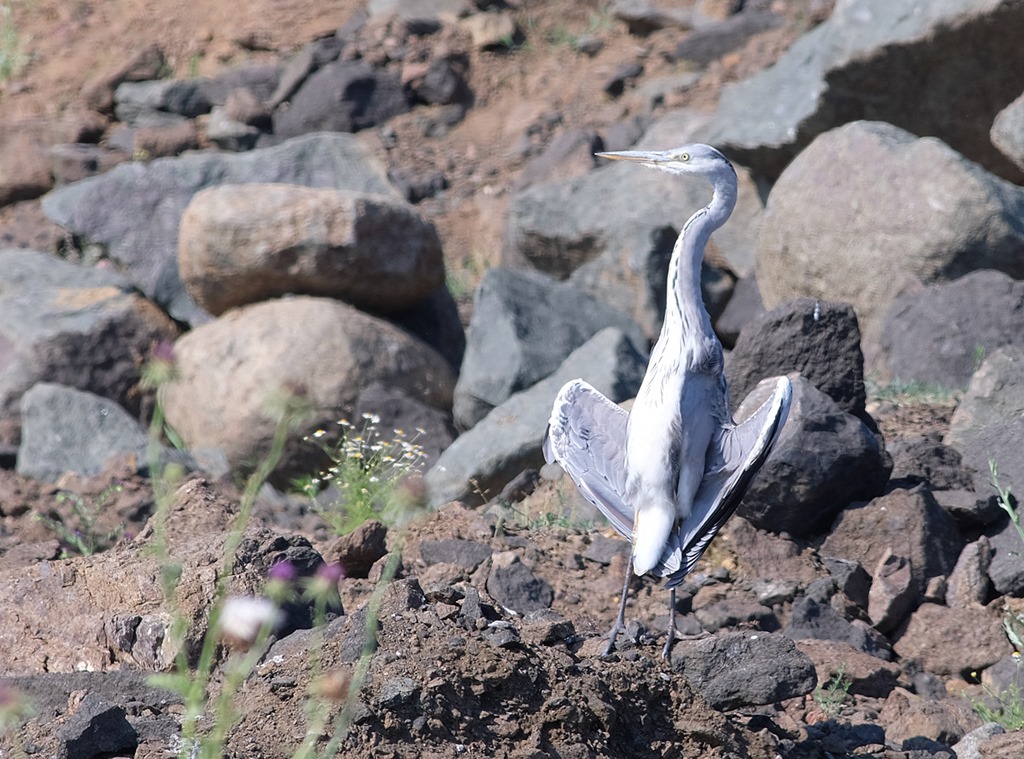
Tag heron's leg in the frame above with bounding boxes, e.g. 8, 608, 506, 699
603, 555, 633, 656
661, 587, 677, 661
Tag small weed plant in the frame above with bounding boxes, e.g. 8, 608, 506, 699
813, 664, 852, 719
990, 458, 1024, 547
35, 483, 125, 557
295, 414, 428, 534
0, 2, 28, 83
968, 460, 1024, 730
866, 376, 958, 405
990, 458, 1024, 652
971, 654, 1024, 731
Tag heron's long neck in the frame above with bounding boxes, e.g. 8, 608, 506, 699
663, 175, 737, 352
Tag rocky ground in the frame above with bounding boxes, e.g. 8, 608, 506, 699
2, 0, 1024, 758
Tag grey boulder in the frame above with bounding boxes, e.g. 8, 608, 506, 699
706, 0, 1024, 181
0, 274, 177, 423
453, 268, 645, 430
874, 270, 1024, 389
671, 631, 817, 710
756, 122, 1024, 338
17, 383, 188, 484
946, 346, 1024, 496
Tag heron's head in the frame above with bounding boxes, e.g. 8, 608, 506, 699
595, 144, 734, 180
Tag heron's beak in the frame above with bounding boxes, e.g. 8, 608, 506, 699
595, 150, 667, 164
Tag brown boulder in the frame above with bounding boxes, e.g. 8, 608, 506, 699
893, 603, 1009, 678
160, 296, 455, 478
178, 184, 445, 316
821, 488, 963, 596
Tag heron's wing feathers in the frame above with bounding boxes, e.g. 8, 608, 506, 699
544, 379, 632, 538
659, 376, 792, 586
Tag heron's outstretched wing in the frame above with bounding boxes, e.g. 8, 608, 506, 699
659, 376, 792, 586
544, 379, 632, 538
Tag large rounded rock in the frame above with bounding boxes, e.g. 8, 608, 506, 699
42, 133, 399, 325
756, 122, 1024, 336
160, 296, 455, 476
179, 185, 445, 316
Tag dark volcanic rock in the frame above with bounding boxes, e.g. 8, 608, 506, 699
728, 297, 866, 415
735, 376, 890, 537
887, 435, 974, 491
486, 558, 554, 613
892, 603, 1007, 677
822, 488, 963, 597
783, 597, 892, 661
273, 60, 410, 138
419, 538, 493, 570
58, 693, 138, 759
672, 631, 817, 710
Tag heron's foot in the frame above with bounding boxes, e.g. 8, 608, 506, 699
602, 622, 624, 657
661, 630, 676, 661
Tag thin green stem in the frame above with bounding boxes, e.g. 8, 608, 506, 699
316, 536, 406, 758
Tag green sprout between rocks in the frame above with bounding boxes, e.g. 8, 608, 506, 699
813, 664, 852, 720
34, 483, 125, 557
971, 653, 1024, 731
295, 414, 429, 535
865, 375, 959, 405
970, 460, 1024, 731
989, 458, 1024, 653
0, 2, 28, 83
990, 458, 1024, 547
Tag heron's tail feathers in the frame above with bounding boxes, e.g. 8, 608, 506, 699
632, 501, 675, 576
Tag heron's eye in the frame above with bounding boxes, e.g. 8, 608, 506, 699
677, 152, 690, 162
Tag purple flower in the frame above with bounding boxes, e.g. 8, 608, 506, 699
268, 560, 298, 583
316, 562, 345, 583
151, 339, 177, 364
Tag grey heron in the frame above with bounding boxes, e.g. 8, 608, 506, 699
543, 144, 792, 659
